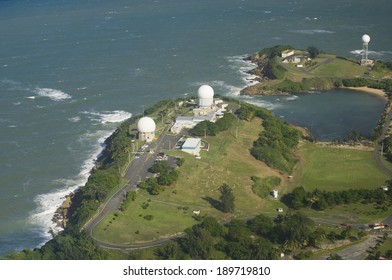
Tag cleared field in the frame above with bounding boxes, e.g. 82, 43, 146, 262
310, 55, 366, 78
294, 142, 389, 192
93, 118, 286, 244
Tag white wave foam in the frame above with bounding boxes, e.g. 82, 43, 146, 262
291, 29, 335, 35
29, 128, 114, 240
34, 87, 72, 101
350, 49, 392, 58
82, 110, 132, 124
68, 116, 81, 123
284, 95, 299, 101
240, 96, 283, 111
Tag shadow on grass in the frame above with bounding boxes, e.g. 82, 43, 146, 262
202, 196, 222, 212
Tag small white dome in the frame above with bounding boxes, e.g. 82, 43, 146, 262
137, 117, 156, 132
197, 85, 214, 99
362, 34, 370, 43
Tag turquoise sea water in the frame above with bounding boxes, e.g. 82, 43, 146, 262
0, 0, 391, 256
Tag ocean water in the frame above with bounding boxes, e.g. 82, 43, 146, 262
1, 0, 392, 256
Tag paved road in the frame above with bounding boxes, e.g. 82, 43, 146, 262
82, 124, 184, 247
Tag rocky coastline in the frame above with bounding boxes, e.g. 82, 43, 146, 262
51, 192, 74, 229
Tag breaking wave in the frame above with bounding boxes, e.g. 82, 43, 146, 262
34, 87, 72, 101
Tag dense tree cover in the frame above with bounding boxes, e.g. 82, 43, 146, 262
219, 183, 235, 213
157, 212, 353, 260
251, 116, 301, 172
383, 136, 392, 162
237, 104, 301, 173
5, 229, 107, 260
283, 186, 392, 211
307, 46, 321, 59
373, 60, 392, 72
258, 45, 294, 59
189, 113, 236, 137
139, 161, 179, 194
143, 99, 174, 116
177, 216, 278, 260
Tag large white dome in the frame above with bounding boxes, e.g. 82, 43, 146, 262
362, 34, 370, 44
197, 85, 214, 99
137, 116, 156, 132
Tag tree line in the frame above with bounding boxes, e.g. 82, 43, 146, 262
154, 211, 359, 260
282, 185, 392, 211
189, 112, 237, 137
237, 103, 301, 173
138, 161, 180, 195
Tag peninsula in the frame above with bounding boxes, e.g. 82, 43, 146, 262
5, 47, 392, 261
240, 45, 392, 97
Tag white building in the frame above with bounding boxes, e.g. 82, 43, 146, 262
281, 50, 294, 58
181, 138, 202, 155
198, 85, 214, 108
137, 116, 156, 142
272, 189, 279, 199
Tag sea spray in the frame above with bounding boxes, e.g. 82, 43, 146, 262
29, 110, 132, 243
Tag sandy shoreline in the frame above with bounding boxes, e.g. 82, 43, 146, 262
346, 86, 388, 101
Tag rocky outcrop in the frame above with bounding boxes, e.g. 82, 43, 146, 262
52, 193, 74, 229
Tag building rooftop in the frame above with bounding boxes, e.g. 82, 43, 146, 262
182, 138, 201, 149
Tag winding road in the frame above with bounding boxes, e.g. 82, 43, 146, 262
82, 99, 392, 257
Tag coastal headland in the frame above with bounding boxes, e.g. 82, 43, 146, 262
6, 46, 392, 260
240, 45, 392, 97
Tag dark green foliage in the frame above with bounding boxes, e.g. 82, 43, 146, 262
149, 161, 171, 174
251, 176, 281, 198
307, 46, 321, 59
144, 99, 173, 115
263, 59, 287, 80
189, 113, 236, 137
155, 242, 180, 260
5, 229, 107, 260
383, 136, 392, 162
120, 191, 136, 212
247, 214, 274, 237
270, 212, 314, 248
275, 79, 311, 92
182, 225, 215, 259
145, 161, 180, 192
158, 170, 179, 186
258, 45, 294, 59
251, 115, 301, 173
143, 215, 154, 221
237, 103, 300, 172
189, 120, 219, 136
219, 183, 235, 213
176, 157, 185, 167
215, 112, 236, 131
282, 186, 390, 210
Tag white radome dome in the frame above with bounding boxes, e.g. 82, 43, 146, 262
362, 34, 371, 44
197, 85, 214, 99
137, 116, 156, 132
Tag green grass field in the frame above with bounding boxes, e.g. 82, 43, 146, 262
92, 118, 287, 244
93, 120, 391, 245
293, 142, 389, 192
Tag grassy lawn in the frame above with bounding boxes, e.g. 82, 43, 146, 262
292, 142, 389, 192
92, 118, 287, 244
310, 55, 366, 78
378, 237, 392, 255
